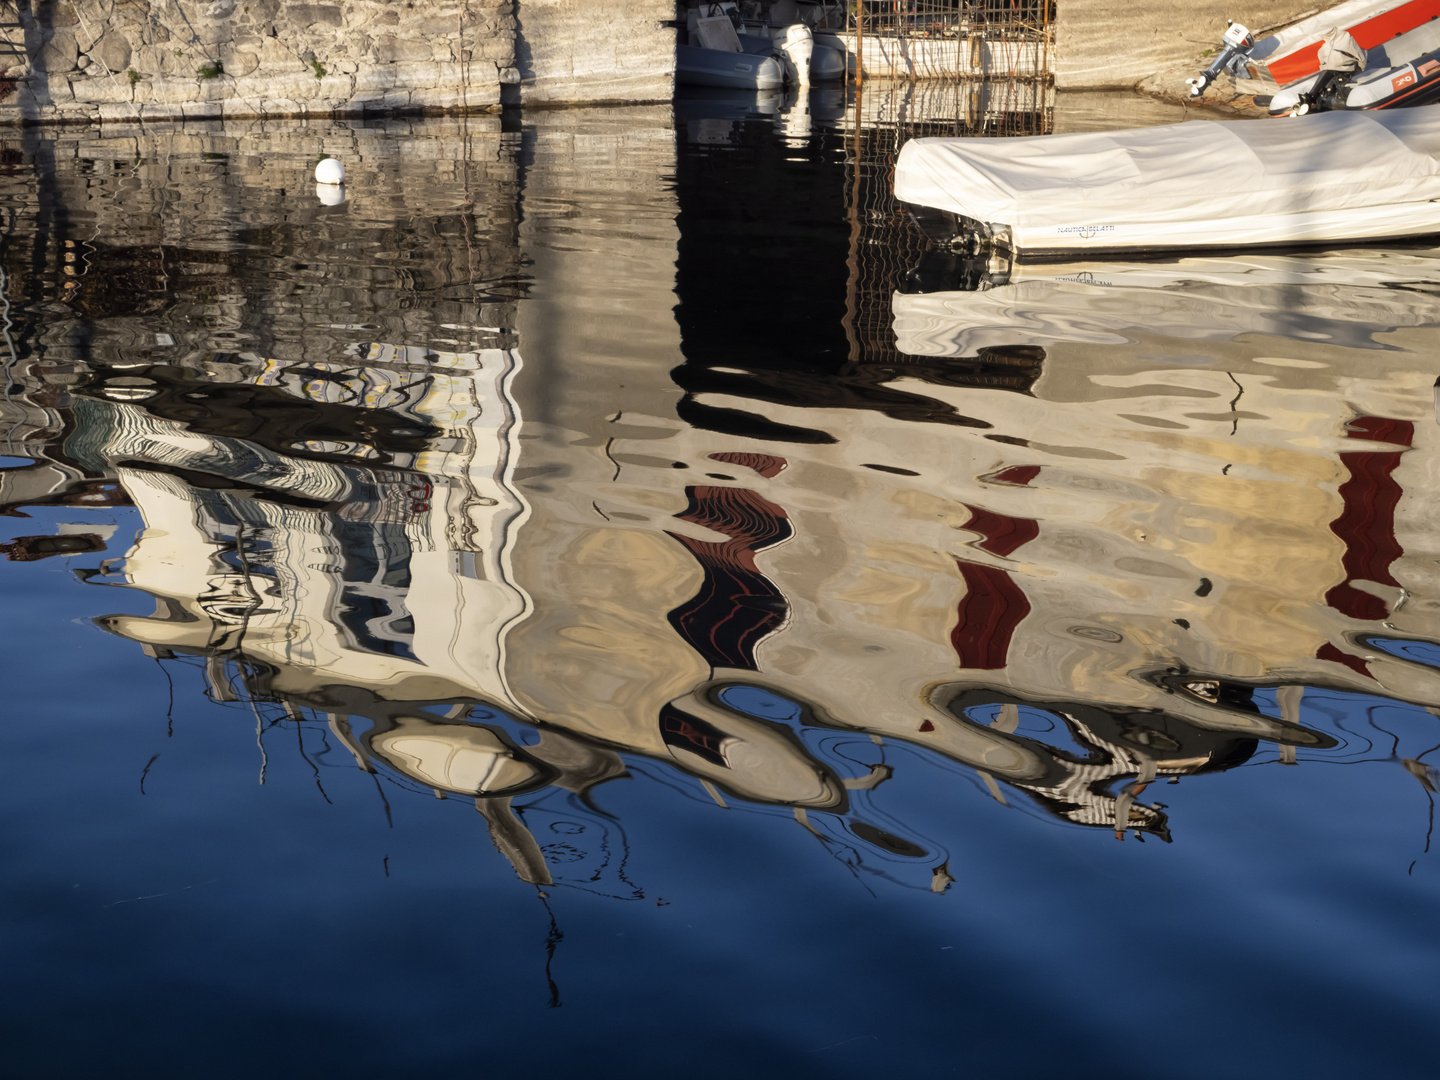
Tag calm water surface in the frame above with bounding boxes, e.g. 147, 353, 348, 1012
1, 93, 1438, 1078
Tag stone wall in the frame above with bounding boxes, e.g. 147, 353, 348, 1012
0, 0, 674, 123
0, 0, 1342, 123
6, 0, 516, 123
513, 0, 673, 105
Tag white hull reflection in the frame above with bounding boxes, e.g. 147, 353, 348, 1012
893, 247, 1440, 355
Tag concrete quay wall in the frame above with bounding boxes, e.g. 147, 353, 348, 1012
0, 0, 674, 124
513, 0, 674, 104
0, 1, 1349, 124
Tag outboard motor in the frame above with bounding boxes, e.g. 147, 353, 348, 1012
780, 22, 814, 87
1187, 21, 1255, 98
1287, 26, 1366, 113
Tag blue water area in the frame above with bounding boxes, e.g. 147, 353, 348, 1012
0, 96, 1438, 1079
1366, 635, 1440, 669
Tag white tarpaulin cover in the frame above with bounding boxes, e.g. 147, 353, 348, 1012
893, 109, 1440, 255
891, 249, 1440, 356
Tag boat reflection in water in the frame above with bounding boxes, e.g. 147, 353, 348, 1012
894, 246, 1440, 350
675, 85, 848, 146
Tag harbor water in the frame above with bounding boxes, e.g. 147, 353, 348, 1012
1, 90, 1437, 1078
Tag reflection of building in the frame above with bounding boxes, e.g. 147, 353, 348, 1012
16, 336, 655, 891
7, 109, 1440, 893
883, 255, 1440, 712
0, 108, 933, 891
89, 344, 529, 704
607, 249, 1440, 839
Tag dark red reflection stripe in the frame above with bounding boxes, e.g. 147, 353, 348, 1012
1318, 641, 1371, 680
1325, 416, 1412, 622
990, 464, 1041, 487
951, 502, 1038, 670
952, 561, 1031, 670
707, 452, 788, 479
963, 504, 1039, 559
667, 486, 791, 671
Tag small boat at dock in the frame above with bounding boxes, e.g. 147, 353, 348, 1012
1267, 19, 1440, 114
678, 38, 785, 91
676, 2, 845, 90
896, 108, 1440, 259
1188, 2, 1440, 114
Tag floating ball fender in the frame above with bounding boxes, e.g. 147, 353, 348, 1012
314, 157, 345, 185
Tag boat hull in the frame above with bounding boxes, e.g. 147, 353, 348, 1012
896, 110, 1440, 259
1256, 0, 1440, 84
1266, 18, 1440, 113
677, 45, 785, 91
905, 199, 1440, 260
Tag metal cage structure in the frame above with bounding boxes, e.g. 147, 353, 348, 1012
842, 0, 1055, 84
827, 2, 1057, 364
842, 78, 1055, 365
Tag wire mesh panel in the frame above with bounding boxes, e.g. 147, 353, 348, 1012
841, 79, 1055, 365
839, 0, 1055, 83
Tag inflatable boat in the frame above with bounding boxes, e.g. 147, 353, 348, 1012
677, 41, 786, 91
1187, 1, 1440, 114
677, 3, 843, 90
1254, 0, 1440, 86
895, 108, 1440, 259
1267, 19, 1440, 114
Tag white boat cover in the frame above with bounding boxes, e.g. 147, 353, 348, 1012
892, 249, 1440, 356
893, 109, 1440, 255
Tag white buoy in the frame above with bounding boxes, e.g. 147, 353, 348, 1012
314, 157, 345, 185
315, 183, 346, 207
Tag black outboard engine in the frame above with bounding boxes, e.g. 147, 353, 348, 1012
1187, 21, 1256, 98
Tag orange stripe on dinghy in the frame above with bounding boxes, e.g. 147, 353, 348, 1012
1268, 0, 1440, 84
